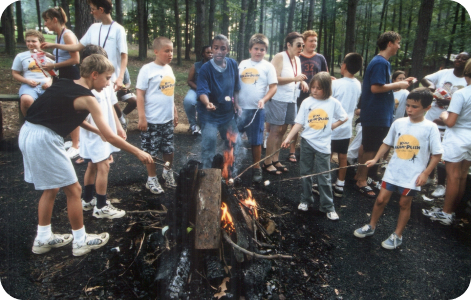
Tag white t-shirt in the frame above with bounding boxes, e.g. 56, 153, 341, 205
80, 85, 120, 162
393, 89, 409, 121
80, 22, 128, 81
382, 118, 443, 190
12, 51, 53, 84
442, 85, 471, 152
136, 62, 175, 124
238, 59, 278, 109
424, 69, 467, 130
295, 96, 348, 154
331, 77, 361, 140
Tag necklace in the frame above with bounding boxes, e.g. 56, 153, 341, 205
99, 21, 115, 48
286, 50, 297, 77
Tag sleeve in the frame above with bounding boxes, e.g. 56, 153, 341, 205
333, 99, 348, 121
110, 87, 118, 105
267, 63, 278, 85
424, 70, 441, 85
447, 91, 464, 115
233, 60, 241, 92
429, 123, 444, 155
196, 65, 211, 98
294, 101, 306, 125
79, 26, 92, 46
135, 66, 148, 91
369, 61, 388, 86
11, 54, 22, 72
382, 122, 395, 146
116, 25, 128, 54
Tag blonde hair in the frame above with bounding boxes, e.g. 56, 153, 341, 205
309, 72, 332, 100
25, 30, 45, 43
249, 33, 269, 49
80, 54, 115, 78
302, 30, 318, 41
464, 59, 471, 78
153, 36, 173, 51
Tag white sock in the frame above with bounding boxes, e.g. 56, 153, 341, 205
72, 226, 86, 244
36, 224, 52, 242
119, 115, 126, 122
336, 179, 345, 187
163, 168, 169, 175
148, 176, 157, 181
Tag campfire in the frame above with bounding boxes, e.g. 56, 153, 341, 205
222, 130, 238, 181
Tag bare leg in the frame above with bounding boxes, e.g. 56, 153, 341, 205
84, 162, 97, 186
252, 145, 262, 169
163, 153, 174, 170
369, 188, 393, 228
38, 188, 60, 226
147, 162, 157, 177
20, 95, 34, 117
395, 195, 413, 238
123, 97, 137, 115
95, 159, 111, 195
355, 150, 376, 197
114, 103, 123, 118
337, 153, 348, 181
443, 160, 471, 214
70, 127, 80, 149
62, 182, 83, 230
289, 128, 298, 162
264, 123, 287, 173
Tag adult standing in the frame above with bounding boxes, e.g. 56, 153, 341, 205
42, 7, 81, 160
263, 32, 308, 174
421, 52, 470, 198
183, 46, 212, 135
354, 31, 414, 198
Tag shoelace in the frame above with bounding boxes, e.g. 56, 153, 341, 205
87, 236, 103, 246
361, 225, 371, 232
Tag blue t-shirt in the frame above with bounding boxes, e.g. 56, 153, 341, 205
360, 55, 394, 127
196, 58, 241, 126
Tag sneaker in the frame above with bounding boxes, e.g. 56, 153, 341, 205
120, 118, 128, 132
252, 168, 262, 183
64, 141, 73, 150
66, 147, 80, 159
354, 224, 375, 238
93, 204, 126, 219
311, 183, 319, 195
72, 233, 109, 256
426, 178, 435, 185
190, 124, 201, 135
367, 177, 382, 190
298, 203, 308, 211
381, 233, 402, 250
327, 211, 339, 220
32, 233, 73, 254
82, 197, 97, 211
430, 211, 454, 225
422, 206, 442, 217
333, 184, 343, 198
162, 171, 177, 188
146, 177, 164, 194
431, 185, 446, 197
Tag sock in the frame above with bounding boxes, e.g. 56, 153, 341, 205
72, 226, 86, 245
83, 184, 95, 202
148, 176, 157, 181
36, 224, 52, 242
163, 168, 169, 175
96, 194, 107, 209
336, 179, 345, 187
119, 115, 126, 123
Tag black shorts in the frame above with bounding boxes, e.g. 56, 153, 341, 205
331, 138, 350, 154
361, 126, 390, 152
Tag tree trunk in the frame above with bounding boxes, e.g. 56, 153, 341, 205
459, 4, 466, 53
286, 0, 296, 34
259, 0, 264, 34
35, 0, 42, 31
245, 0, 258, 58
74, 0, 95, 39
237, 0, 248, 62
115, 0, 123, 25
445, 3, 460, 67
221, 0, 229, 36
395, 0, 403, 67
195, 0, 205, 61
410, 0, 435, 85
330, 0, 337, 75
278, 0, 286, 52
344, 0, 359, 55
174, 0, 182, 66
270, 8, 274, 61
318, 0, 326, 53
60, 0, 71, 29
137, 0, 147, 60
208, 0, 215, 43
363, 1, 373, 75
375, 0, 390, 54
307, 0, 315, 30
185, 0, 191, 59
1, 3, 15, 56
16, 1, 25, 44
402, 2, 413, 67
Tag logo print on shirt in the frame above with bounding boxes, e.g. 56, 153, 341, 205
308, 108, 329, 130
240, 68, 260, 85
27, 60, 42, 73
159, 76, 175, 96
394, 134, 420, 161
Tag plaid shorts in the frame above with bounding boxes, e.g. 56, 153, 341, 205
140, 120, 174, 156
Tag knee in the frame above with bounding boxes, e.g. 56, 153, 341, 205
97, 161, 110, 174
398, 199, 412, 210
375, 196, 387, 206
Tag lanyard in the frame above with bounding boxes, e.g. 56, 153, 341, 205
99, 21, 114, 48
55, 28, 66, 64
286, 50, 297, 77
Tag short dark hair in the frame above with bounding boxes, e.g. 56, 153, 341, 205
284, 32, 303, 50
201, 45, 211, 54
407, 87, 433, 108
343, 53, 362, 75
309, 72, 332, 100
81, 45, 108, 63
87, 0, 112, 14
42, 7, 68, 25
392, 70, 406, 82
212, 34, 230, 48
377, 31, 401, 51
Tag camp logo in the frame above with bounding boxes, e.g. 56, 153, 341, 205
394, 134, 420, 161
27, 60, 42, 73
308, 109, 329, 130
240, 68, 260, 85
159, 76, 175, 96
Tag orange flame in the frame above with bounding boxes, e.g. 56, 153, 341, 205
221, 202, 235, 233
241, 189, 258, 219
222, 130, 238, 180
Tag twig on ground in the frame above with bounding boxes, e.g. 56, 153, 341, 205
126, 210, 167, 214
119, 233, 145, 277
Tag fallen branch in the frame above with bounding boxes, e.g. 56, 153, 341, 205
222, 229, 292, 260
126, 210, 167, 214
119, 233, 145, 277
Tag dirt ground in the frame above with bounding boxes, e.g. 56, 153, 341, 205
1, 129, 471, 299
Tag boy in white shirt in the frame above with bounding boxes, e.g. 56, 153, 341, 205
237, 34, 278, 183
329, 53, 362, 197
354, 88, 443, 249
136, 37, 178, 194
12, 30, 54, 116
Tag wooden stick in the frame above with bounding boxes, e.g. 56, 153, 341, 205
119, 233, 145, 277
126, 210, 167, 214
151, 156, 179, 175
222, 229, 292, 259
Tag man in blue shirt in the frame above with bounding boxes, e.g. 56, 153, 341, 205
354, 31, 414, 198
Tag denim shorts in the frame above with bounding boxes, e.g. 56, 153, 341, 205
237, 108, 265, 146
381, 181, 418, 197
19, 83, 46, 100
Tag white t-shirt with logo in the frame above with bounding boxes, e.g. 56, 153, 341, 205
393, 89, 409, 120
238, 59, 278, 109
80, 22, 128, 81
12, 51, 53, 84
136, 62, 175, 124
80, 85, 120, 162
295, 96, 348, 154
424, 68, 467, 130
331, 77, 361, 140
382, 118, 443, 190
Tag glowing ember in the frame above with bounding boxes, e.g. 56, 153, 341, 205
221, 202, 235, 233
241, 189, 258, 219
222, 131, 238, 180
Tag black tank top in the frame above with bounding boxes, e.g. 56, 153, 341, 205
25, 79, 95, 138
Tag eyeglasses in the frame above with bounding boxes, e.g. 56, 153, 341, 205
296, 43, 305, 48
90, 7, 98, 12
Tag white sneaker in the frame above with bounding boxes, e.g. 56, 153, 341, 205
298, 203, 308, 211
32, 233, 73, 254
72, 233, 109, 256
66, 147, 80, 159
93, 204, 126, 219
327, 211, 339, 220
81, 197, 97, 211
64, 141, 73, 150
191, 124, 201, 135
431, 185, 446, 197
146, 177, 164, 194
162, 171, 177, 188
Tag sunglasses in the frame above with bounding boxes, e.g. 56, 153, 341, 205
296, 43, 305, 48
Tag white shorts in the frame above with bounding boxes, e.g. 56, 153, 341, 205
442, 129, 471, 163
